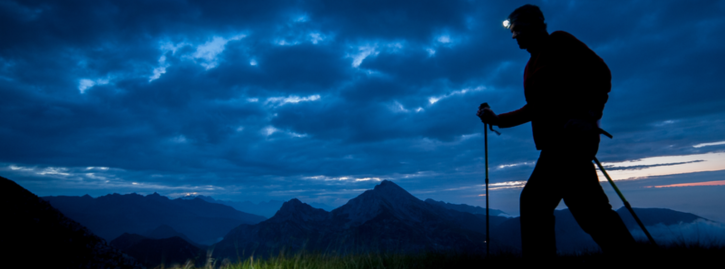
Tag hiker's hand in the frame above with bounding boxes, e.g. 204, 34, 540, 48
477, 106, 499, 126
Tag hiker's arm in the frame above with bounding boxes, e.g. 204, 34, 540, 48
497, 104, 532, 128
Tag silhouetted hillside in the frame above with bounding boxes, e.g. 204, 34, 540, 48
1, 175, 142, 269
111, 233, 203, 267
43, 192, 266, 245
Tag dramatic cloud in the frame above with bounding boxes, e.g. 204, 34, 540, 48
1, 0, 724, 218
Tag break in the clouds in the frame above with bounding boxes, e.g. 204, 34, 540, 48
1, 1, 724, 214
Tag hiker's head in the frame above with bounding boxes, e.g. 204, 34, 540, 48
505, 4, 548, 51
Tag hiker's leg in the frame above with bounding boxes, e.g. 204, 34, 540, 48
562, 156, 636, 254
520, 151, 562, 259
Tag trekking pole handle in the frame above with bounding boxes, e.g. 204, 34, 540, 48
478, 103, 501, 135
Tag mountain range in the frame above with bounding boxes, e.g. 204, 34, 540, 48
186, 195, 335, 218
7, 174, 713, 266
186, 195, 499, 219
213, 180, 510, 258
42, 192, 266, 245
212, 180, 713, 259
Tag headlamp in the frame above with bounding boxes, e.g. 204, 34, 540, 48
503, 19, 511, 29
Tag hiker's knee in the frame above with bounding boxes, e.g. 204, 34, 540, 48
520, 190, 552, 216
520, 164, 562, 216
519, 188, 537, 213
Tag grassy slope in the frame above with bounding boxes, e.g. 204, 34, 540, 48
155, 243, 725, 269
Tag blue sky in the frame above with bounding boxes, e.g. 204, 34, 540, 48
2, 0, 724, 221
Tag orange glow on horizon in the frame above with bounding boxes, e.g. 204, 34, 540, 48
646, 180, 725, 188
596, 152, 725, 182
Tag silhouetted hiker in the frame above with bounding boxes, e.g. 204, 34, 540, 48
477, 4, 636, 259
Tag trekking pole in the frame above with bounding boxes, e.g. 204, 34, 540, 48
479, 103, 500, 257
593, 157, 658, 246
484, 121, 490, 257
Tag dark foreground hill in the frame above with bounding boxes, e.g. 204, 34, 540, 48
43, 192, 267, 245
213, 180, 509, 259
111, 233, 204, 267
1, 175, 143, 269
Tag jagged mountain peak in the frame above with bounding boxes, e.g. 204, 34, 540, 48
277, 198, 319, 212
178, 195, 215, 202
331, 180, 428, 227
196, 195, 215, 201
373, 180, 406, 193
371, 180, 416, 197
376, 179, 397, 187
106, 192, 142, 198
268, 198, 328, 223
275, 198, 303, 212
365, 180, 419, 205
146, 192, 167, 199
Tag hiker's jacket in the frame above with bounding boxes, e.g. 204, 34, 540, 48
498, 31, 611, 150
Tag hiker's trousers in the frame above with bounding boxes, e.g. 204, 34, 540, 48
520, 147, 635, 258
